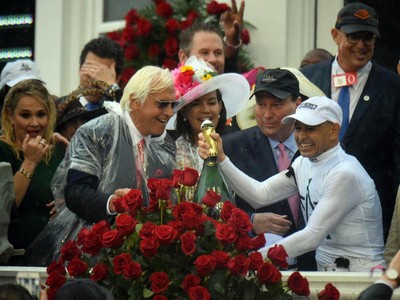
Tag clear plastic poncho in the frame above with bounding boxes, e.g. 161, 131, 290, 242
26, 103, 176, 266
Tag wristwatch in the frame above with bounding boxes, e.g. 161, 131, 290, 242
386, 268, 400, 286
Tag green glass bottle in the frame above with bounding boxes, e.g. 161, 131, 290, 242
193, 120, 235, 217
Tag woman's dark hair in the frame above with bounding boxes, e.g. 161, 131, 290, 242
175, 90, 228, 145
0, 284, 35, 300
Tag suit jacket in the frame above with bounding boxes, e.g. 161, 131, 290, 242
357, 283, 393, 300
222, 126, 297, 235
301, 60, 400, 240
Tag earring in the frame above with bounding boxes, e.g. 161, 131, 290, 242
183, 117, 187, 121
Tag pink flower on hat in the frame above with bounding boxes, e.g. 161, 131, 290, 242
171, 56, 217, 100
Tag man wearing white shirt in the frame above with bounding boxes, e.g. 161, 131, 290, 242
199, 96, 385, 271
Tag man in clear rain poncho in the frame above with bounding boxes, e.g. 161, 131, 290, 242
27, 66, 178, 265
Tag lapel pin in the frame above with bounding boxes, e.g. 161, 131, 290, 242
363, 95, 370, 101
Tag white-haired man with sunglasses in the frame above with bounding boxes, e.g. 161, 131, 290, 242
301, 2, 400, 246
26, 66, 179, 266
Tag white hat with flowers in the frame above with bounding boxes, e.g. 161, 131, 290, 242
167, 56, 250, 130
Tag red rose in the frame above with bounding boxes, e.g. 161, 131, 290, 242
116, 213, 137, 236
256, 262, 282, 284
188, 286, 211, 300
139, 221, 156, 239
47, 286, 60, 300
148, 44, 161, 59
76, 227, 90, 246
210, 250, 230, 268
120, 67, 135, 87
182, 274, 201, 292
164, 37, 179, 58
241, 28, 250, 45
140, 237, 160, 258
125, 9, 139, 25
66, 256, 88, 277
173, 202, 202, 221
267, 244, 289, 269
136, 18, 153, 37
165, 18, 180, 34
112, 253, 131, 275
202, 190, 221, 208
180, 168, 199, 186
180, 231, 196, 255
122, 25, 136, 43
45, 271, 66, 288
167, 219, 184, 233
252, 233, 267, 250
156, 2, 173, 18
122, 189, 143, 213
318, 283, 340, 300
248, 251, 264, 271
193, 255, 216, 276
60, 240, 82, 263
154, 224, 178, 245
91, 220, 111, 236
206, 1, 219, 15
101, 229, 124, 248
153, 296, 168, 300
46, 261, 66, 276
107, 30, 122, 42
234, 232, 254, 252
162, 58, 178, 70
228, 208, 253, 233
227, 254, 250, 276
215, 223, 237, 244
151, 178, 174, 200
287, 271, 310, 296
125, 44, 140, 60
123, 261, 143, 280
90, 263, 108, 282
171, 169, 183, 188
182, 207, 200, 230
220, 201, 235, 222
149, 271, 170, 294
81, 231, 102, 256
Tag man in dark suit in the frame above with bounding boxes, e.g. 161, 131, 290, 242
301, 2, 400, 241
223, 69, 301, 238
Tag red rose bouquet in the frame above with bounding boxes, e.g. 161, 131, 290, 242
106, 0, 254, 87
44, 168, 313, 299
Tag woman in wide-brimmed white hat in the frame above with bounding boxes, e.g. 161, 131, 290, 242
168, 56, 249, 172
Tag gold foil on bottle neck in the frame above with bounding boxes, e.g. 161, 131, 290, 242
201, 122, 218, 157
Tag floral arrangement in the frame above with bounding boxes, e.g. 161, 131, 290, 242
106, 0, 254, 87
43, 168, 339, 300
171, 56, 217, 100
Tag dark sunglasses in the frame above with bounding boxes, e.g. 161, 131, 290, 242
344, 31, 376, 46
156, 99, 179, 110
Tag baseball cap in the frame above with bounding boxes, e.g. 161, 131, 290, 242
251, 68, 299, 100
282, 96, 342, 126
335, 2, 380, 36
55, 278, 114, 300
0, 59, 41, 89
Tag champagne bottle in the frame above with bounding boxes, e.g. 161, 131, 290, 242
193, 120, 235, 217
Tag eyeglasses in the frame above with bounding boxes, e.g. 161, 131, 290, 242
149, 95, 179, 110
156, 100, 179, 110
344, 31, 376, 46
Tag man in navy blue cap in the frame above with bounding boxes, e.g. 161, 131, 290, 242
301, 2, 400, 244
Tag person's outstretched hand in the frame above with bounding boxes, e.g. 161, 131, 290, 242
197, 132, 226, 162
220, 0, 245, 58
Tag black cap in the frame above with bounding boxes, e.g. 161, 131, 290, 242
55, 279, 114, 300
335, 3, 379, 36
251, 69, 299, 100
